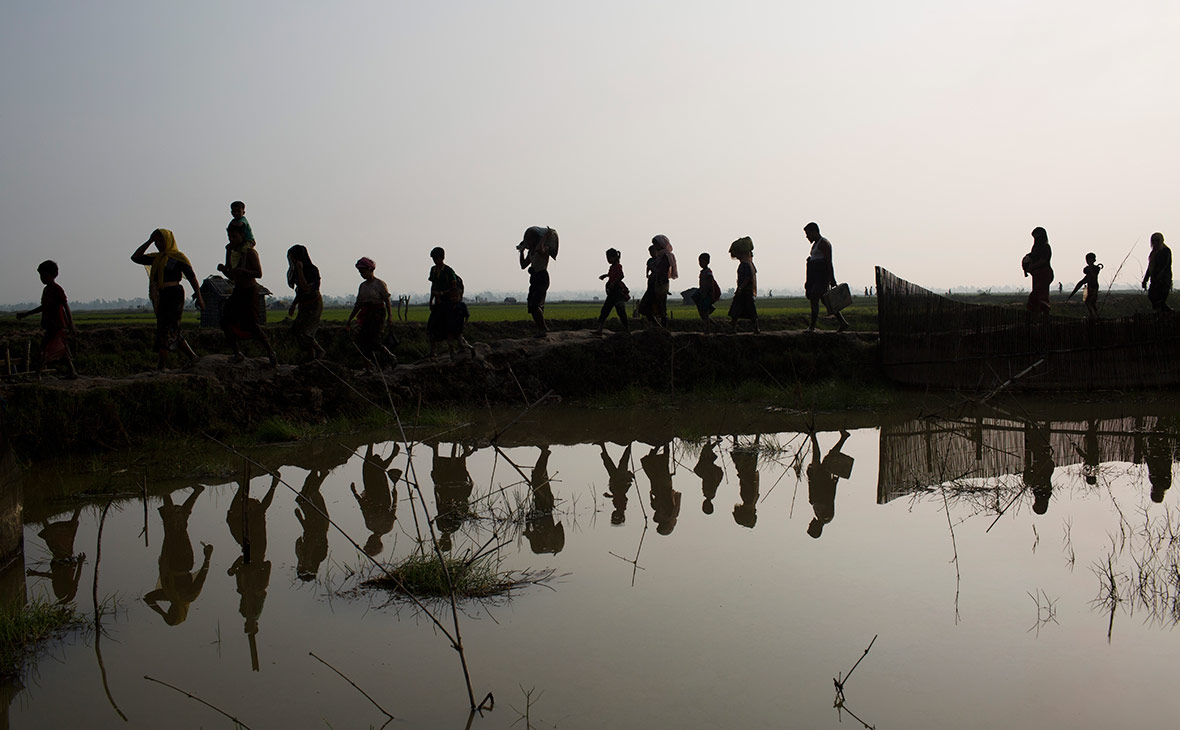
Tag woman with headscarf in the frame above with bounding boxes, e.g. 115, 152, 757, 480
1022, 227, 1053, 315
132, 229, 205, 370
346, 256, 394, 368
637, 234, 677, 328
286, 245, 326, 361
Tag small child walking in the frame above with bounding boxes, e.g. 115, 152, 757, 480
595, 248, 630, 334
727, 237, 759, 334
693, 252, 720, 333
1067, 252, 1103, 321
16, 260, 79, 378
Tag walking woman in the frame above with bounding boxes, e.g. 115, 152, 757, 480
131, 229, 204, 370
1022, 226, 1053, 315
346, 257, 393, 368
637, 235, 677, 327
286, 245, 326, 361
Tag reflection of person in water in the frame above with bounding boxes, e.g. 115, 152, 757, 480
432, 442, 475, 552
807, 430, 853, 538
525, 446, 566, 554
26, 507, 85, 604
226, 471, 278, 671
600, 442, 634, 525
731, 444, 760, 528
694, 440, 724, 515
1146, 417, 1175, 503
642, 443, 681, 535
1072, 419, 1101, 486
295, 468, 331, 581
144, 487, 213, 625
1023, 422, 1055, 515
351, 443, 400, 557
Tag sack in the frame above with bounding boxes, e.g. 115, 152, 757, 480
821, 283, 851, 314
823, 451, 855, 479
728, 236, 754, 259
711, 277, 722, 302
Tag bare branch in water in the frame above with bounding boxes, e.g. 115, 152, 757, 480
143, 675, 254, 730
309, 651, 396, 721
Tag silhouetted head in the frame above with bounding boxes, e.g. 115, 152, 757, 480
804, 222, 821, 242
1085, 252, 1097, 265
807, 519, 824, 538
1150, 471, 1171, 503
606, 247, 620, 263
36, 260, 58, 281
1032, 488, 1051, 515
227, 219, 247, 244
610, 508, 625, 525
287, 244, 311, 266
702, 498, 714, 515
699, 252, 710, 267
230, 201, 245, 218
363, 533, 383, 557
651, 234, 670, 251
430, 246, 445, 263
1151, 232, 1165, 248
355, 257, 376, 278
1031, 227, 1048, 246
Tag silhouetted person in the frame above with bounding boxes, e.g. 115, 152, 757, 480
518, 226, 558, 335
1072, 419, 1101, 486
642, 443, 681, 535
803, 223, 849, 332
1146, 417, 1175, 503
600, 442, 634, 525
352, 443, 399, 557
807, 430, 853, 538
525, 446, 565, 554
295, 468, 331, 581
731, 444, 760, 528
1023, 422, 1055, 515
1022, 226, 1053, 316
144, 487, 212, 625
26, 507, 84, 604
694, 440, 724, 515
226, 471, 278, 672
1142, 232, 1173, 313
1066, 252, 1103, 322
432, 442, 475, 552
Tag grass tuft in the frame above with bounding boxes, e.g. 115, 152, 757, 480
364, 552, 552, 600
0, 599, 84, 676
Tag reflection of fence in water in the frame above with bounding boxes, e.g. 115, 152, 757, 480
877, 416, 1168, 504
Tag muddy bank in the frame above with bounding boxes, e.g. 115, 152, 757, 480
0, 328, 880, 459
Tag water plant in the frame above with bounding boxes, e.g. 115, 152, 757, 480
0, 598, 83, 676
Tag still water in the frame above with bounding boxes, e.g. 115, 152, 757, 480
8, 405, 1180, 729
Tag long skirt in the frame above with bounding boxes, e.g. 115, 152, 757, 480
728, 290, 758, 320
637, 282, 668, 322
427, 299, 466, 342
154, 285, 187, 352
291, 292, 323, 346
355, 302, 386, 358
527, 270, 549, 314
221, 285, 259, 339
1026, 267, 1053, 313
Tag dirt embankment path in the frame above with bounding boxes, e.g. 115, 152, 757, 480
1, 328, 879, 459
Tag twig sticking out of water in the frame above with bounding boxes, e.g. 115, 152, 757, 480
143, 675, 253, 730
833, 634, 877, 704
309, 651, 395, 721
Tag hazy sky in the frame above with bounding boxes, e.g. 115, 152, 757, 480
3, 1, 1179, 305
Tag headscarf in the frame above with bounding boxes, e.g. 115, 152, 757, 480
356, 257, 376, 271
652, 234, 678, 279
145, 229, 194, 303
286, 244, 320, 290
